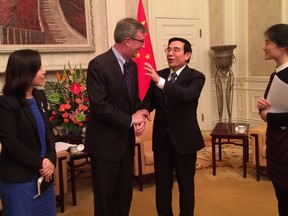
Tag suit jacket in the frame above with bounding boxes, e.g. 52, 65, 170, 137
0, 89, 56, 182
141, 66, 205, 154
85, 48, 140, 161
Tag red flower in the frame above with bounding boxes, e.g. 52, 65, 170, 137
70, 82, 81, 95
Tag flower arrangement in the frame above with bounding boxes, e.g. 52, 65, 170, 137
45, 62, 89, 135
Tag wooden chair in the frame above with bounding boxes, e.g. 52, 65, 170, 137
249, 123, 267, 181
133, 111, 155, 190
55, 150, 69, 213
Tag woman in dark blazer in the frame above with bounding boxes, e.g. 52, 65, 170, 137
0, 49, 56, 216
257, 24, 288, 216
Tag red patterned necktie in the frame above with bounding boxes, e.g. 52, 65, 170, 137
123, 61, 133, 98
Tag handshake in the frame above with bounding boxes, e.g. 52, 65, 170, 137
132, 109, 151, 136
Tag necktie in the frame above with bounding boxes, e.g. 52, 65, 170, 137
123, 61, 133, 98
170, 72, 177, 83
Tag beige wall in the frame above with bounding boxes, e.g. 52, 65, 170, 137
0, 0, 287, 127
209, 0, 282, 77
0, 0, 284, 76
248, 0, 281, 76
209, 0, 225, 46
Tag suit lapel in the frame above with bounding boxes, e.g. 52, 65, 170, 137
160, 69, 171, 107
130, 62, 138, 102
175, 65, 189, 84
21, 91, 48, 142
163, 66, 189, 106
22, 101, 40, 140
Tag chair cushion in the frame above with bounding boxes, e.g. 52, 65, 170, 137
144, 152, 154, 165
261, 144, 266, 159
143, 140, 154, 165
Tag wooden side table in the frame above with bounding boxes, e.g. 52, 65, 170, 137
68, 151, 90, 206
210, 122, 250, 178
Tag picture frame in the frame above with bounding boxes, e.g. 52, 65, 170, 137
0, 0, 95, 53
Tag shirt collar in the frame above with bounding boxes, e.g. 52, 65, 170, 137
112, 46, 126, 69
169, 65, 186, 78
275, 61, 288, 73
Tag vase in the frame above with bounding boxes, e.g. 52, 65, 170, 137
210, 45, 237, 123
67, 131, 83, 144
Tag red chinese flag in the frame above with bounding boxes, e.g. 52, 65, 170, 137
134, 0, 157, 100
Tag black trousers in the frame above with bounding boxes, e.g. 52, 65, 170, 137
90, 146, 133, 216
273, 182, 288, 216
154, 136, 197, 216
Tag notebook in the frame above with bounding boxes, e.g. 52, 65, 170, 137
34, 175, 54, 198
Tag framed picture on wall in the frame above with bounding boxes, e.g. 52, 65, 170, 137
0, 0, 95, 53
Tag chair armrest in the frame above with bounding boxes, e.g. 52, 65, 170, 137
54, 151, 69, 195
249, 123, 267, 166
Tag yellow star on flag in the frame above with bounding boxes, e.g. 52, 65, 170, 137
145, 53, 151, 60
134, 0, 157, 100
136, 52, 141, 58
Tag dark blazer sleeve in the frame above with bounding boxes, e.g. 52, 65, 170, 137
86, 50, 133, 132
85, 50, 140, 160
0, 96, 43, 169
0, 90, 56, 182
162, 67, 205, 102
140, 66, 206, 154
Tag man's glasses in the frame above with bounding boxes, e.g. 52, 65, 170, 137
165, 47, 183, 53
130, 37, 145, 44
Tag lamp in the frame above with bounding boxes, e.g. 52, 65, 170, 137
210, 45, 237, 123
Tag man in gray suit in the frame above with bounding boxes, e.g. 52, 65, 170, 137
138, 37, 206, 216
85, 18, 148, 216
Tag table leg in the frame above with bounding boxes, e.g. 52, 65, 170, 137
69, 159, 77, 206
243, 137, 248, 178
58, 157, 66, 213
218, 138, 222, 160
212, 136, 216, 176
135, 143, 143, 191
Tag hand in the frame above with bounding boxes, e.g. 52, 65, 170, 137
144, 62, 160, 84
132, 111, 146, 125
39, 158, 55, 181
257, 98, 271, 110
134, 121, 146, 136
133, 109, 150, 136
259, 109, 268, 122
136, 109, 151, 121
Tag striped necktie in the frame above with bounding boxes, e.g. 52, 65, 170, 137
170, 72, 177, 83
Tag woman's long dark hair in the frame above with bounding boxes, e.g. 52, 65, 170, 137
2, 49, 41, 98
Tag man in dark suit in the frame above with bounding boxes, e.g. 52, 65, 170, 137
139, 37, 206, 216
85, 18, 148, 216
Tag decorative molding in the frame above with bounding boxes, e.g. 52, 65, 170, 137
282, 0, 288, 23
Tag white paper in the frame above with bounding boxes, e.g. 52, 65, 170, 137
266, 75, 288, 113
55, 142, 75, 152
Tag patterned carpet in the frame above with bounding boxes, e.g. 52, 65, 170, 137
196, 131, 254, 172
